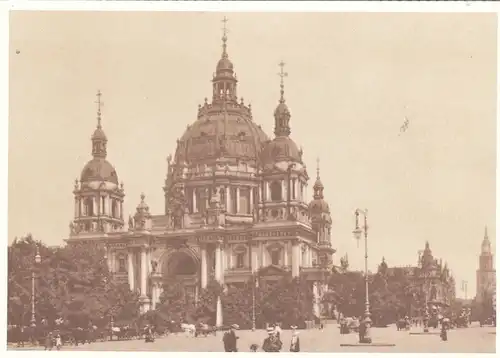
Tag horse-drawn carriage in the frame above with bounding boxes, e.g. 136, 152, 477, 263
396, 318, 411, 331
194, 323, 217, 337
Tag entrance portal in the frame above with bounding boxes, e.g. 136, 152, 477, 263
162, 251, 199, 301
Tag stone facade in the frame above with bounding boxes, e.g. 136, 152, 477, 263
67, 25, 335, 315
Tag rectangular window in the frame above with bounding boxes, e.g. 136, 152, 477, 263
240, 188, 250, 214
292, 179, 296, 200
231, 187, 237, 213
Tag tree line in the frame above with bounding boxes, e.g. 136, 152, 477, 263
9, 235, 472, 329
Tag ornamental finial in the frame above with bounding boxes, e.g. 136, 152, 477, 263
95, 90, 103, 129
221, 16, 229, 59
278, 61, 288, 103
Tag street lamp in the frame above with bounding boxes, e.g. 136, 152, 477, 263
251, 273, 256, 331
352, 209, 372, 344
30, 246, 41, 327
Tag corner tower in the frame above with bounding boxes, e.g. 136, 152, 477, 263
70, 90, 125, 239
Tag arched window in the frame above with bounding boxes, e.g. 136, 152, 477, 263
111, 199, 117, 218
84, 197, 94, 216
236, 252, 245, 268
270, 181, 282, 202
220, 188, 226, 210
271, 250, 281, 266
118, 256, 126, 272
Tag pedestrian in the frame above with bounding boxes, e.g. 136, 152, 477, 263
222, 324, 239, 352
274, 322, 282, 340
44, 331, 53, 351
289, 325, 300, 352
55, 333, 62, 350
262, 327, 282, 352
440, 323, 448, 341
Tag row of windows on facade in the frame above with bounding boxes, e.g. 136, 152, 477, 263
113, 247, 313, 274
185, 180, 304, 215
78, 196, 121, 218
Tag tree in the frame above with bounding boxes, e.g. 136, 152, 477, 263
8, 237, 140, 328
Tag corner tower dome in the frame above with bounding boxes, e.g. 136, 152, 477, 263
80, 90, 119, 185
262, 61, 303, 165
309, 158, 331, 218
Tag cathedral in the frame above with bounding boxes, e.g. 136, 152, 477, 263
476, 227, 496, 303
67, 22, 335, 316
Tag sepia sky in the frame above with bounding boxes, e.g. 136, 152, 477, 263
9, 11, 497, 298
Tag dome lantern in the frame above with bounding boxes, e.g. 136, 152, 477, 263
274, 61, 291, 137
212, 16, 238, 104
91, 90, 107, 159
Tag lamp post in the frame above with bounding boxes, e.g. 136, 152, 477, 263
422, 272, 430, 333
352, 209, 371, 344
252, 273, 256, 331
30, 246, 41, 328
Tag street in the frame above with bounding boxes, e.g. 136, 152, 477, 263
9, 324, 496, 353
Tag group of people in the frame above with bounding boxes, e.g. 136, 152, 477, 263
223, 323, 300, 352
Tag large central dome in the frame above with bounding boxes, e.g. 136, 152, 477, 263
176, 103, 270, 164
172, 31, 269, 165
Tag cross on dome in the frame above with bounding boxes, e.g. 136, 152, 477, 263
221, 16, 229, 58
95, 90, 104, 129
278, 61, 288, 103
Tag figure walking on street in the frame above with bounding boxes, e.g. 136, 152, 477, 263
289, 325, 300, 352
223, 324, 239, 352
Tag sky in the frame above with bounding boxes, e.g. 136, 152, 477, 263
8, 12, 497, 298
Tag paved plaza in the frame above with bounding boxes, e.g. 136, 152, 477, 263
9, 324, 496, 353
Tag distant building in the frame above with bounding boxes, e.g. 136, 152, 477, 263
476, 227, 496, 303
380, 241, 456, 311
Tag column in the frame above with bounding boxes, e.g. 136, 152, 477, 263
224, 186, 230, 213
128, 250, 135, 292
236, 187, 240, 214
282, 180, 287, 201
193, 188, 197, 213
93, 197, 98, 216
74, 199, 79, 218
221, 245, 227, 283
260, 241, 266, 267
227, 245, 232, 269
266, 182, 271, 201
201, 245, 208, 289
140, 247, 147, 297
147, 248, 152, 275
108, 196, 112, 216
251, 244, 257, 272
120, 201, 123, 220
308, 248, 313, 267
249, 187, 253, 213
296, 180, 300, 201
292, 240, 300, 277
215, 242, 222, 282
111, 250, 117, 273
284, 242, 289, 267
106, 246, 112, 271
151, 284, 158, 310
